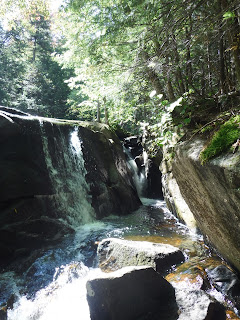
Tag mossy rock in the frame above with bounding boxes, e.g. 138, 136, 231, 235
200, 115, 240, 163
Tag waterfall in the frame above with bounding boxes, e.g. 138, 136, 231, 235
39, 122, 96, 227
124, 146, 148, 198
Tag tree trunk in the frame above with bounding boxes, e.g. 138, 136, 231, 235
219, 26, 227, 93
33, 36, 36, 62
141, 50, 165, 95
185, 23, 193, 91
206, 33, 213, 92
153, 37, 175, 101
172, 35, 185, 94
104, 106, 109, 125
97, 101, 101, 123
164, 50, 176, 102
220, 0, 240, 89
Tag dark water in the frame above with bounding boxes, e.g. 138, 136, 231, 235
1, 198, 239, 319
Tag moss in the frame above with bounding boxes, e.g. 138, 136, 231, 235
200, 115, 240, 163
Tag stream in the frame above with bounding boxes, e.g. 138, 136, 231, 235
0, 120, 239, 320
1, 197, 240, 319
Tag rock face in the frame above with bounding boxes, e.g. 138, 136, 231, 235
97, 238, 185, 273
161, 136, 240, 272
0, 107, 140, 263
78, 127, 141, 218
123, 136, 163, 198
86, 266, 178, 320
175, 287, 226, 320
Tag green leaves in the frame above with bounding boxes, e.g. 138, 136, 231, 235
223, 11, 236, 20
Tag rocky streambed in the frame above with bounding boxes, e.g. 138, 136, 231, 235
2, 199, 240, 320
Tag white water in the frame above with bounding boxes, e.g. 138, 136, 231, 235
3, 201, 176, 320
39, 123, 95, 227
124, 147, 148, 197
2, 199, 235, 320
0, 126, 236, 319
8, 263, 93, 320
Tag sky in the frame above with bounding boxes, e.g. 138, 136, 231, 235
50, 0, 65, 13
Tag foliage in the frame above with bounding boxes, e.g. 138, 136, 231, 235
1, 0, 240, 154
0, 0, 70, 117
58, 0, 240, 140
200, 115, 240, 163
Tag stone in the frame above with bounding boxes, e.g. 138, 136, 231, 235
79, 126, 141, 218
174, 284, 226, 320
0, 107, 140, 263
207, 265, 240, 297
97, 238, 185, 273
162, 135, 240, 272
86, 266, 178, 320
0, 309, 7, 320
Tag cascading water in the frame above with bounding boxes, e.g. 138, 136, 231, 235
39, 122, 96, 227
5, 197, 240, 320
124, 146, 148, 198
0, 113, 240, 319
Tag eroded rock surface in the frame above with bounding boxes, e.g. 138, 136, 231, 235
97, 238, 185, 273
161, 136, 240, 272
86, 266, 178, 320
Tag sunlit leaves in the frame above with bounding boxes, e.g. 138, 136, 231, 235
223, 11, 236, 21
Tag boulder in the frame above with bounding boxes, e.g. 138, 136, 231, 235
175, 287, 226, 320
97, 238, 185, 273
86, 266, 178, 320
207, 265, 240, 297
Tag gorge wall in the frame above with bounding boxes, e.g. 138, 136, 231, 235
161, 136, 240, 272
0, 107, 140, 264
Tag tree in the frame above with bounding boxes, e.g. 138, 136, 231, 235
0, 0, 71, 117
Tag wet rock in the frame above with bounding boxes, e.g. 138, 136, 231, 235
77, 126, 141, 219
0, 309, 7, 320
146, 158, 164, 199
205, 302, 226, 320
175, 286, 226, 320
207, 265, 240, 297
0, 107, 140, 264
97, 238, 185, 273
86, 266, 178, 320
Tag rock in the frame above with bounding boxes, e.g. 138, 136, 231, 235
0, 107, 140, 264
97, 238, 185, 273
0, 309, 7, 320
146, 157, 164, 199
174, 284, 226, 320
207, 265, 240, 297
86, 266, 178, 320
124, 136, 163, 199
161, 136, 240, 272
78, 126, 141, 218
204, 302, 226, 320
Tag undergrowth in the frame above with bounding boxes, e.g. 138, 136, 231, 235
200, 115, 240, 163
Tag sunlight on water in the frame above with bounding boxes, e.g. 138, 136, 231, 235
8, 263, 101, 320
39, 123, 96, 227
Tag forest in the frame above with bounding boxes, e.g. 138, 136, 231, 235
1, 0, 240, 153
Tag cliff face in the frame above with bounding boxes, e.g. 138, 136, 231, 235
0, 107, 140, 263
161, 136, 240, 271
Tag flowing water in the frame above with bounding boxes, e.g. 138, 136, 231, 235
0, 117, 239, 319
0, 198, 239, 319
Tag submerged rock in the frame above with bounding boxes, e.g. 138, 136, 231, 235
97, 238, 185, 273
86, 266, 178, 320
